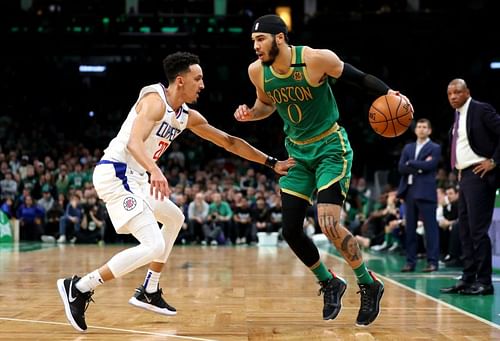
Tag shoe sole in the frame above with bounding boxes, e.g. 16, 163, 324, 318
323, 278, 347, 320
56, 279, 85, 332
355, 286, 384, 327
128, 297, 177, 316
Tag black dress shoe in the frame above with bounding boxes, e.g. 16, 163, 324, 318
422, 264, 438, 273
440, 280, 471, 294
460, 283, 494, 295
401, 264, 415, 272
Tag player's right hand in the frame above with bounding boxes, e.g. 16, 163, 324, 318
149, 167, 171, 201
234, 104, 253, 121
388, 89, 414, 114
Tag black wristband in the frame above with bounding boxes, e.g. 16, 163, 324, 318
265, 156, 278, 169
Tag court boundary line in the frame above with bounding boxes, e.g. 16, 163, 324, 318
0, 317, 218, 341
323, 251, 500, 330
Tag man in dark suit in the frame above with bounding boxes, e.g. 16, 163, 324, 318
397, 118, 441, 272
441, 78, 499, 296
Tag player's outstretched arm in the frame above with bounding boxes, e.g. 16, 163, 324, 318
188, 109, 295, 174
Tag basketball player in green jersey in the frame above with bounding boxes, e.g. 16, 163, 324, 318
235, 14, 413, 326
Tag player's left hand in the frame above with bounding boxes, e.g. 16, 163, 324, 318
274, 157, 296, 175
388, 89, 414, 114
473, 159, 496, 178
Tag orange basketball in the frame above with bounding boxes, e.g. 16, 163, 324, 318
368, 94, 413, 138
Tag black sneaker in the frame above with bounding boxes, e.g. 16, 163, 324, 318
128, 285, 177, 316
356, 271, 384, 326
57, 275, 94, 332
318, 273, 347, 320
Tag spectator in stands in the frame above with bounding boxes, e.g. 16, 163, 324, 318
76, 193, 106, 244
206, 192, 233, 245
20, 164, 37, 193
38, 184, 55, 215
253, 197, 271, 237
233, 196, 253, 244
173, 193, 191, 244
0, 171, 18, 199
440, 186, 461, 267
55, 164, 70, 195
355, 190, 394, 248
43, 192, 65, 240
16, 195, 45, 241
57, 194, 82, 243
69, 163, 89, 191
269, 194, 283, 233
187, 192, 209, 244
1, 197, 15, 218
370, 191, 403, 252
18, 155, 29, 179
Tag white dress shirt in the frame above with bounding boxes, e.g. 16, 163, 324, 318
455, 97, 486, 170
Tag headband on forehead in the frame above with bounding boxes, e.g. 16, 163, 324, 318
252, 14, 288, 35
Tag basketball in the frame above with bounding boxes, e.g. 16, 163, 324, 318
368, 94, 413, 138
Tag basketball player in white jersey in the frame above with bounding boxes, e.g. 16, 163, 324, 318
57, 51, 295, 332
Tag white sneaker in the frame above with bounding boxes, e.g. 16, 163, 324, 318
210, 240, 218, 246
41, 235, 56, 243
370, 242, 388, 252
57, 235, 66, 243
388, 242, 400, 252
70, 236, 77, 244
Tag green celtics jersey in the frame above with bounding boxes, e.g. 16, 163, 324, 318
263, 46, 340, 142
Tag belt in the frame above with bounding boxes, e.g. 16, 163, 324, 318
288, 123, 339, 145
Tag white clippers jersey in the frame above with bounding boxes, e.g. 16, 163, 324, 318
102, 83, 190, 173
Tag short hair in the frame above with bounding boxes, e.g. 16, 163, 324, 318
163, 52, 200, 84
445, 185, 458, 193
416, 118, 432, 129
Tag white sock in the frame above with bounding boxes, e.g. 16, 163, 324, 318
76, 270, 104, 293
143, 269, 161, 293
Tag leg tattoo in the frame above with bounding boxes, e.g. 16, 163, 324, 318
319, 214, 340, 240
341, 234, 361, 261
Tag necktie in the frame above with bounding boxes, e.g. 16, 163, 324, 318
450, 110, 459, 169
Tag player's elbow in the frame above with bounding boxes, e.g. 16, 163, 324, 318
126, 138, 141, 154
221, 135, 237, 152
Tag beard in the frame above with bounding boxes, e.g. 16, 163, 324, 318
261, 39, 280, 66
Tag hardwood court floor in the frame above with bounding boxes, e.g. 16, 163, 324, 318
1, 243, 499, 340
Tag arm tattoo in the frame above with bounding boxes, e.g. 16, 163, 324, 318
341, 234, 361, 261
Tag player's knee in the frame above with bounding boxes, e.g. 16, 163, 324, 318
281, 220, 304, 244
148, 236, 166, 260
317, 182, 345, 205
171, 207, 185, 232
156, 201, 185, 231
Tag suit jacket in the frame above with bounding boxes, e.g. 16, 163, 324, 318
448, 99, 500, 164
397, 140, 441, 202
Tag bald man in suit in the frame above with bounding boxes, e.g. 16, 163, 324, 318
441, 79, 499, 296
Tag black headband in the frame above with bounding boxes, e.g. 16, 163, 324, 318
252, 15, 288, 35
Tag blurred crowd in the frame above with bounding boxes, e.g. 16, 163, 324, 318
349, 171, 463, 269
1, 137, 464, 270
